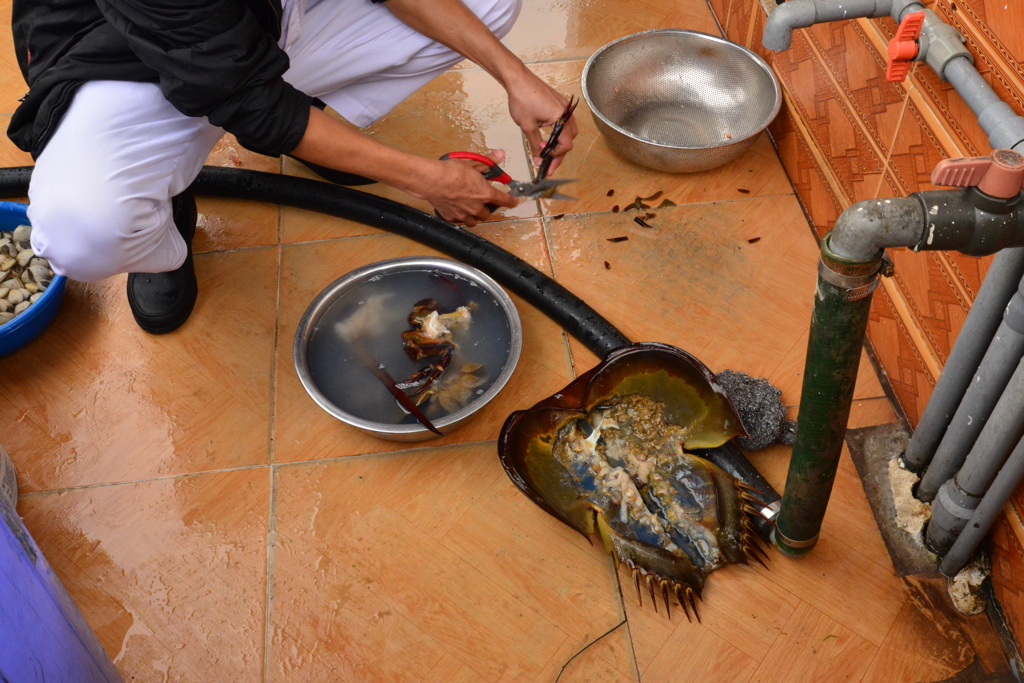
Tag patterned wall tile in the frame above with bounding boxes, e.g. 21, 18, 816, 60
768, 104, 842, 239
866, 285, 935, 425
725, 0, 753, 47
943, 252, 994, 302
885, 247, 968, 365
771, 31, 887, 203
805, 19, 908, 160
886, 101, 949, 194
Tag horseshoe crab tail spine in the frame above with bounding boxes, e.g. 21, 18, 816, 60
687, 587, 701, 623
629, 562, 643, 607
675, 585, 692, 622
645, 574, 658, 613
742, 532, 770, 563
745, 544, 769, 569
737, 480, 768, 498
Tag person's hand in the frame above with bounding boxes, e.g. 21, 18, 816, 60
505, 69, 578, 176
407, 150, 518, 226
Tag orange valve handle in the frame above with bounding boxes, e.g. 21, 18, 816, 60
886, 11, 925, 83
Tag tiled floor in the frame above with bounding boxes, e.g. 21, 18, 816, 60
0, 0, 1009, 681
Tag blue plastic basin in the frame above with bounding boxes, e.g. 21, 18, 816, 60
0, 201, 66, 357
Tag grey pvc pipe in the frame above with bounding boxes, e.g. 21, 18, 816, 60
828, 197, 927, 261
916, 275, 1024, 500
927, 355, 1024, 552
762, 0, 893, 51
944, 58, 1024, 152
904, 249, 1024, 472
940, 432, 1024, 576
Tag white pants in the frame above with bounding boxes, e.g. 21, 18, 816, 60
28, 0, 521, 282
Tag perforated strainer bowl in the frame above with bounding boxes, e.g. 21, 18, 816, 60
582, 30, 782, 173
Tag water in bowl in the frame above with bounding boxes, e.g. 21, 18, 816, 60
305, 269, 513, 425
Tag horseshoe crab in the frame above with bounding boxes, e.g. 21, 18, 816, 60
498, 343, 769, 621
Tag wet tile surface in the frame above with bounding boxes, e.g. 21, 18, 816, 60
0, 0, 1001, 680
17, 468, 270, 682
503, 0, 721, 64
0, 249, 277, 492
544, 193, 872, 403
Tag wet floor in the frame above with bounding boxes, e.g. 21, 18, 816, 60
0, 0, 1009, 681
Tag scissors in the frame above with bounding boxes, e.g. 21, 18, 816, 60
439, 151, 576, 202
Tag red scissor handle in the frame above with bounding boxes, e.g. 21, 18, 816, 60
439, 151, 513, 185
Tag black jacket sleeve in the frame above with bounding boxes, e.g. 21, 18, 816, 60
94, 0, 312, 156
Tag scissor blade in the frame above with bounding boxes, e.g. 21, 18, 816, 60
513, 178, 577, 199
544, 192, 576, 201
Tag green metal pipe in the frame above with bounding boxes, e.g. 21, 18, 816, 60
774, 234, 884, 556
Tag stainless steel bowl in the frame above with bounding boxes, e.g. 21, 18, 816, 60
294, 257, 523, 441
582, 29, 782, 173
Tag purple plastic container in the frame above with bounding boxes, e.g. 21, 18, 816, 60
0, 499, 123, 682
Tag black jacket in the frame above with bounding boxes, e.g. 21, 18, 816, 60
9, 0, 313, 158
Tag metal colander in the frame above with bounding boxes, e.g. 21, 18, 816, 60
582, 30, 782, 173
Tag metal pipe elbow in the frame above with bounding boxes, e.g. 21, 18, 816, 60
762, 0, 894, 52
828, 197, 926, 262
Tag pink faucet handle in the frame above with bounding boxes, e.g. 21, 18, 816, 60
931, 149, 1024, 199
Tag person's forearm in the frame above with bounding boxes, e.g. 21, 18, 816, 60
290, 107, 437, 194
288, 107, 517, 226
381, 0, 528, 88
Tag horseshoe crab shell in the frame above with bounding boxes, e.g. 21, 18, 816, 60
498, 342, 768, 621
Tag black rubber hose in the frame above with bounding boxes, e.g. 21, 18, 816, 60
0, 165, 631, 357
0, 164, 780, 538
199, 167, 634, 357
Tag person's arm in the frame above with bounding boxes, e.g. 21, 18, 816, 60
291, 107, 517, 225
380, 0, 578, 174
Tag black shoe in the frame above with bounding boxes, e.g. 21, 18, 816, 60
126, 192, 198, 334
288, 156, 377, 186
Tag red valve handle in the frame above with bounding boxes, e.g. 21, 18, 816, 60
886, 11, 925, 83
930, 149, 1024, 199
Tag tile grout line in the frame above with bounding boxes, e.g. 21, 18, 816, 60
190, 192, 790, 258
262, 466, 280, 683
854, 596, 911, 683
18, 440, 502, 497
610, 565, 644, 682
268, 226, 283, 467
16, 462, 273, 498
537, 213, 580, 378
457, 55, 588, 74
262, 235, 283, 681
275, 439, 502, 470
